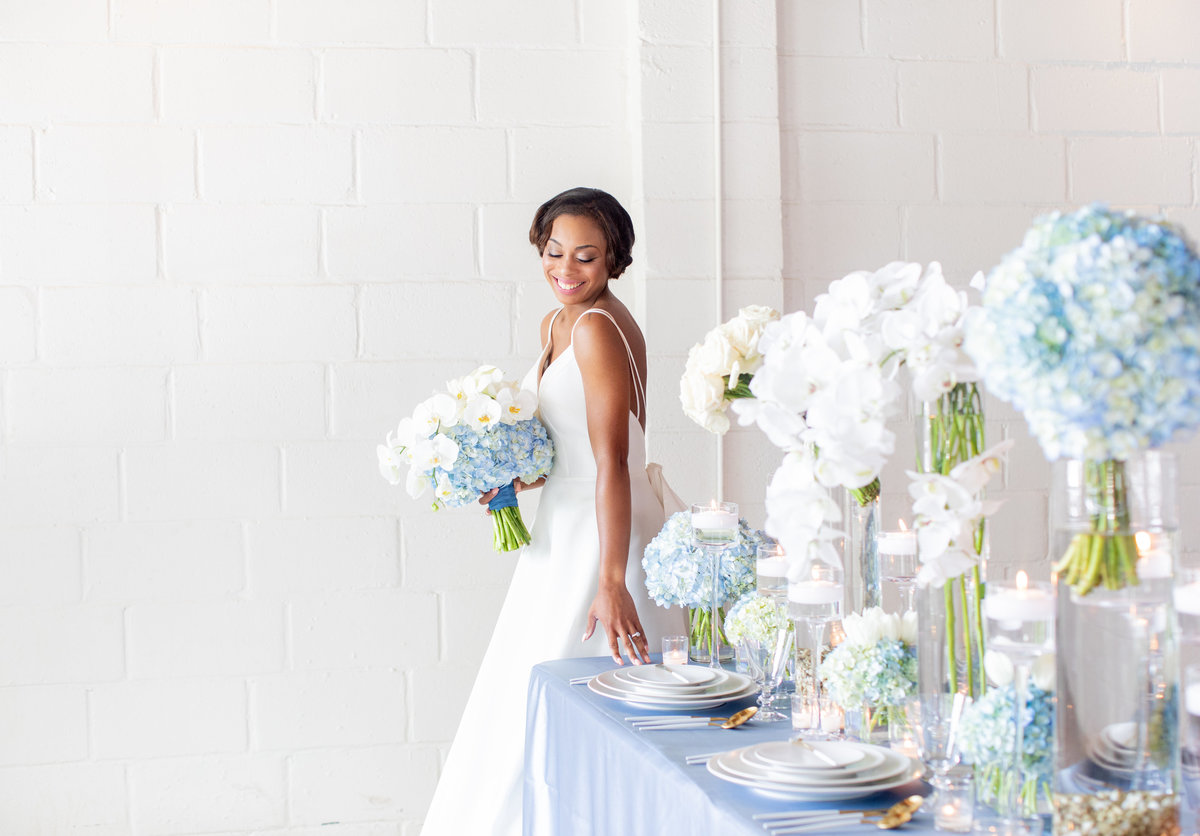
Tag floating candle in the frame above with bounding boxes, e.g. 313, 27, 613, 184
984, 571, 1055, 623
788, 580, 844, 605
878, 530, 917, 555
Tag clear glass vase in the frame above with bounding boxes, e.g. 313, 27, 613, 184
1051, 452, 1180, 836
913, 383, 988, 699
688, 606, 732, 663
841, 486, 882, 615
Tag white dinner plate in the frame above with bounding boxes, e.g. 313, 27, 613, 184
707, 750, 923, 801
595, 669, 754, 701
744, 740, 869, 771
720, 745, 908, 787
587, 674, 758, 709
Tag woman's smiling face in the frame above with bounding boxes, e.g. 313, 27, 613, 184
542, 213, 611, 306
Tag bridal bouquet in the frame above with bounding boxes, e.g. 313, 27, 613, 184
642, 511, 765, 656
966, 204, 1200, 594
820, 607, 917, 730
679, 305, 780, 433
377, 365, 555, 552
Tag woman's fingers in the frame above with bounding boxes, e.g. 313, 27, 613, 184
477, 487, 499, 506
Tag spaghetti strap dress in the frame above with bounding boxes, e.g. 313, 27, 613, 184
420, 307, 688, 836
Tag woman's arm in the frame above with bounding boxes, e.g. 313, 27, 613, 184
572, 313, 651, 665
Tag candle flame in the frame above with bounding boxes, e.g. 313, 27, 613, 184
1016, 570, 1029, 591
898, 518, 909, 532
1135, 530, 1151, 553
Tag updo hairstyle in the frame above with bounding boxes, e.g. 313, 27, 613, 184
529, 187, 635, 279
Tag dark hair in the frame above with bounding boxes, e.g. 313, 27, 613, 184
529, 187, 635, 279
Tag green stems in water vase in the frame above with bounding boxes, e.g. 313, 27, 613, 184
1052, 458, 1139, 596
917, 382, 987, 698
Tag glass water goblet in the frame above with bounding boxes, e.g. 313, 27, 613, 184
743, 620, 794, 722
690, 501, 738, 669
788, 561, 844, 738
906, 691, 968, 787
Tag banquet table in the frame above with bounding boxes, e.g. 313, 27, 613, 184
523, 655, 935, 836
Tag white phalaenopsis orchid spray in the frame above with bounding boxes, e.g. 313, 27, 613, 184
679, 305, 780, 434
907, 439, 1014, 587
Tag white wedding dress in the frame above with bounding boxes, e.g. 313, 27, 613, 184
420, 308, 687, 836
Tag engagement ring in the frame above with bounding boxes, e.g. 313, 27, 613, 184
630, 631, 642, 638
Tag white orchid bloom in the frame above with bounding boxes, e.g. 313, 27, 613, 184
496, 387, 537, 424
467, 365, 504, 397
871, 261, 923, 309
405, 467, 432, 499
376, 444, 405, 486
415, 393, 459, 434
1032, 652, 1056, 691
410, 435, 460, 472
948, 439, 1015, 496
463, 395, 502, 430
984, 649, 1015, 687
915, 546, 978, 587
434, 473, 454, 504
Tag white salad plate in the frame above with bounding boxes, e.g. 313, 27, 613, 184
707, 743, 922, 801
621, 664, 721, 688
720, 746, 908, 787
595, 669, 754, 701
743, 740, 870, 771
611, 666, 731, 696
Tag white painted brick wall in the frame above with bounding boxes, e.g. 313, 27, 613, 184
4, 1, 1199, 833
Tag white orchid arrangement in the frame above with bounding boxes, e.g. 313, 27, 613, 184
377, 365, 555, 552
907, 440, 1014, 587
679, 305, 780, 434
723, 262, 983, 578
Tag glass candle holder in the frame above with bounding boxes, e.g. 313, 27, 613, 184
662, 635, 688, 667
935, 765, 975, 833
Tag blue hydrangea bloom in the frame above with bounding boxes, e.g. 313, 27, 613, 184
965, 204, 1200, 460
642, 512, 764, 609
431, 419, 554, 508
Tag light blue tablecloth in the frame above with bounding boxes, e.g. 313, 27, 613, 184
523, 655, 933, 836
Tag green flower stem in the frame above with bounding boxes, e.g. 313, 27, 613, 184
689, 607, 728, 660
721, 372, 756, 401
920, 382, 987, 696
850, 477, 881, 507
1051, 459, 1140, 596
491, 506, 532, 552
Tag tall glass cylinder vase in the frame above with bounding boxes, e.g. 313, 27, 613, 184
914, 382, 988, 699
840, 486, 881, 615
1051, 452, 1180, 836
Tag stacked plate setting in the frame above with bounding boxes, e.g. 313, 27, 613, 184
707, 740, 923, 801
586, 664, 757, 709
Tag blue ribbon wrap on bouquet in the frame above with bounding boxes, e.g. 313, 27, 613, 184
487, 481, 519, 513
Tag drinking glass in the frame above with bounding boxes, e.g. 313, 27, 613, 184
788, 560, 843, 738
906, 692, 967, 786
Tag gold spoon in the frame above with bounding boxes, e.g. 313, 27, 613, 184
872, 794, 925, 829
719, 706, 758, 729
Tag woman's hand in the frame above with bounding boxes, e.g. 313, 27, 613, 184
477, 477, 546, 514
583, 581, 651, 665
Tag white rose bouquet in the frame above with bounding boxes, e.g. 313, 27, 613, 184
377, 365, 555, 552
679, 305, 780, 434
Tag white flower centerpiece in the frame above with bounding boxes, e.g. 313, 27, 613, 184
679, 305, 780, 434
820, 607, 918, 739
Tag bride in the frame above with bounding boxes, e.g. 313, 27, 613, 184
420, 187, 687, 835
